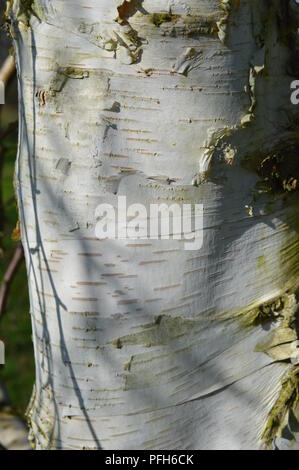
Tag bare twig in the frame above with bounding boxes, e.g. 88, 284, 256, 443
0, 243, 24, 320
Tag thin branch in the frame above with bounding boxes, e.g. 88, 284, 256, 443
0, 243, 24, 320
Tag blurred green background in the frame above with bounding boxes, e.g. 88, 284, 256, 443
0, 129, 35, 415
0, 0, 35, 416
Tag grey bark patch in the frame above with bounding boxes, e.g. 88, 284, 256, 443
55, 158, 71, 175
104, 101, 121, 113
111, 315, 199, 349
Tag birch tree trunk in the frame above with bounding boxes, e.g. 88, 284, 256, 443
9, 0, 299, 449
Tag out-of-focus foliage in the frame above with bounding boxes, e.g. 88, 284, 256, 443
0, 130, 34, 415
0, 0, 34, 415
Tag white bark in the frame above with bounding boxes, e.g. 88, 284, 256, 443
10, 0, 299, 449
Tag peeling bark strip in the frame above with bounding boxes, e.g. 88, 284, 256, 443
11, 0, 299, 449
262, 367, 299, 448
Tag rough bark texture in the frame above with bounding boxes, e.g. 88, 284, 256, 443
10, 0, 299, 449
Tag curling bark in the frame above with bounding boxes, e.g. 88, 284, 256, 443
9, 0, 299, 449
